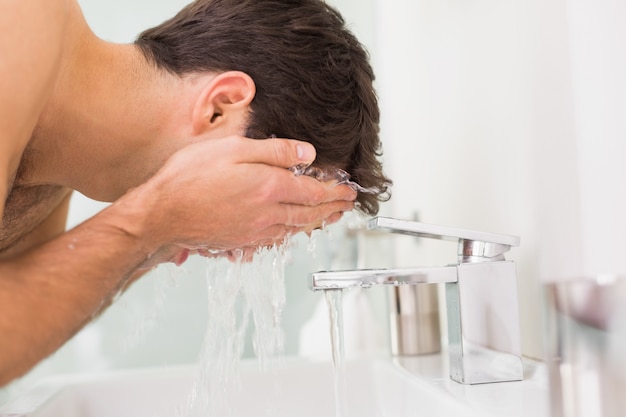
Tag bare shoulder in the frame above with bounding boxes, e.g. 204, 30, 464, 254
0, 0, 73, 199
0, 0, 73, 127
0, 0, 72, 73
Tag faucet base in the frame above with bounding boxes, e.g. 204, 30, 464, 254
446, 261, 523, 384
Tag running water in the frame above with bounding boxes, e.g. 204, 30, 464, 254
176, 243, 290, 417
111, 215, 359, 417
325, 289, 348, 417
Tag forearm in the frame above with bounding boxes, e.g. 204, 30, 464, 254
0, 192, 153, 386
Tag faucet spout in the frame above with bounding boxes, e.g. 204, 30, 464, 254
310, 266, 457, 291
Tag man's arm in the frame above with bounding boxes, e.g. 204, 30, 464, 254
0, 136, 355, 385
0, 203, 153, 384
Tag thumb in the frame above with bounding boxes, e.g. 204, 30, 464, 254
234, 137, 316, 168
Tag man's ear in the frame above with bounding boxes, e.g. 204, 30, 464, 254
191, 71, 256, 133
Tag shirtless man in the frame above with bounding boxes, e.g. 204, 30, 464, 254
0, 0, 390, 385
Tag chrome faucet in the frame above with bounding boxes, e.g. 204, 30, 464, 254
310, 216, 523, 385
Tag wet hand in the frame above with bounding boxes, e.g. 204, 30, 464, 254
130, 136, 356, 255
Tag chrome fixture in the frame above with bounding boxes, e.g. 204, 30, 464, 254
310, 216, 523, 385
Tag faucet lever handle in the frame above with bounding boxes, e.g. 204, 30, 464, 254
368, 216, 520, 248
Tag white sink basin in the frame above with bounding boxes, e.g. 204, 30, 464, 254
0, 354, 550, 417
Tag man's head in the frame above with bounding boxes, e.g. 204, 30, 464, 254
135, 0, 391, 215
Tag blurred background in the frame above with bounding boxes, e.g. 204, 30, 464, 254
2, 0, 625, 405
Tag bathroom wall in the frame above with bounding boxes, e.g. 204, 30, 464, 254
374, 0, 546, 359
553, 0, 626, 279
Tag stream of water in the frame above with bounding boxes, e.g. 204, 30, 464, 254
325, 289, 347, 417
176, 244, 289, 417
116, 222, 352, 417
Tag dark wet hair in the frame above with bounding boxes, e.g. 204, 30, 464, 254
135, 0, 391, 214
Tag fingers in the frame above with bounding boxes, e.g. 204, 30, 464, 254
242, 208, 346, 251
195, 209, 346, 260
305, 180, 358, 204
211, 136, 357, 203
271, 171, 358, 205
275, 199, 353, 228
221, 203, 348, 249
231, 137, 316, 168
293, 211, 344, 236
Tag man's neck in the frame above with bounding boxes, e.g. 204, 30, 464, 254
24, 10, 196, 202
